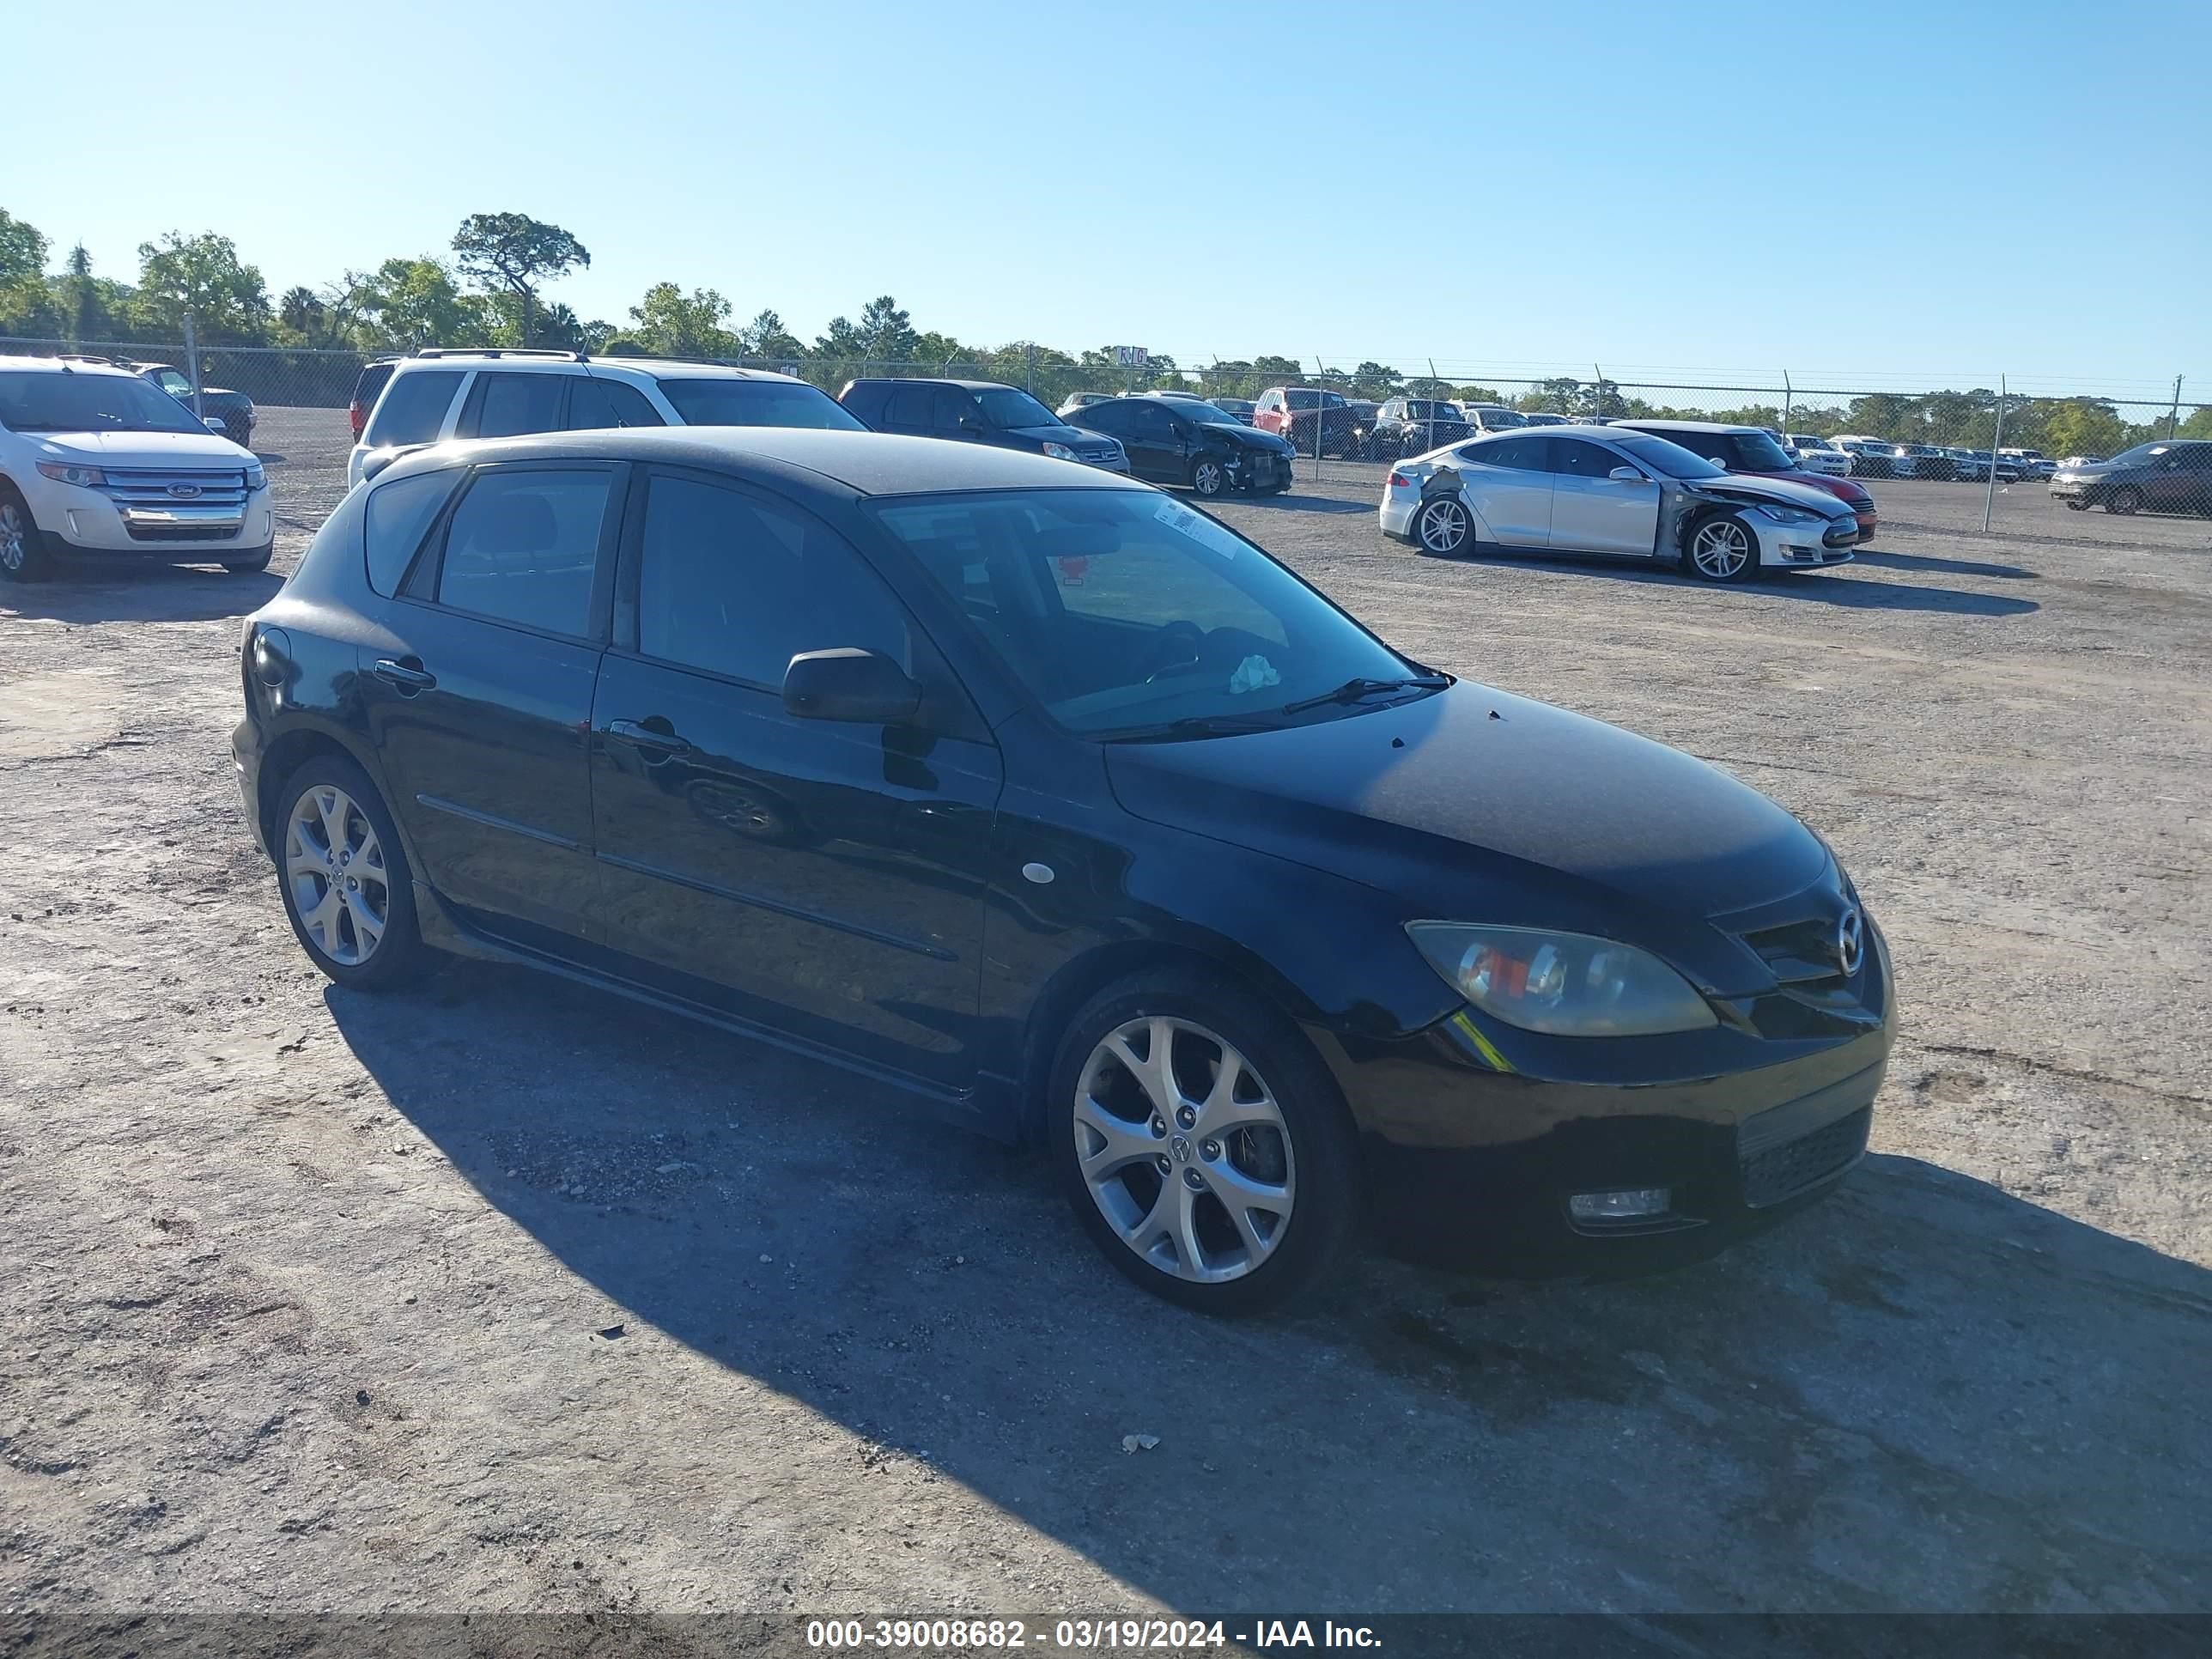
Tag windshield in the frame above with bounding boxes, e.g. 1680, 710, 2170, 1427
655, 379, 863, 429
0, 369, 207, 435
1470, 406, 1528, 428
1610, 433, 1727, 480
1175, 401, 1241, 426
872, 489, 1421, 738
1734, 430, 1795, 469
2106, 441, 2169, 465
977, 388, 1061, 429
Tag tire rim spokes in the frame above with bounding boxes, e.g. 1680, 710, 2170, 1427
284, 785, 389, 965
1420, 500, 1467, 552
1692, 520, 1750, 578
0, 505, 24, 572
1073, 1016, 1295, 1285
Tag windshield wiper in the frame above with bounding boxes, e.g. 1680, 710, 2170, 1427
1097, 712, 1288, 744
1279, 674, 1449, 715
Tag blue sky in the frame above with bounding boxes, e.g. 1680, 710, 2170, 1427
6, 0, 2205, 403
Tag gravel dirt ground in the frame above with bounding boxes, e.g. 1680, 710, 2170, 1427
2, 410, 2209, 1639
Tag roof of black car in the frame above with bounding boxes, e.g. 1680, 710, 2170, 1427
379, 428, 1139, 499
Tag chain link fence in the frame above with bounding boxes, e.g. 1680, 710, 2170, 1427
6, 336, 2202, 532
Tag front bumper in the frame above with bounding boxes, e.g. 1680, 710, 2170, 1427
1751, 507, 1857, 568
30, 479, 273, 556
1320, 926, 1895, 1273
2049, 478, 2097, 502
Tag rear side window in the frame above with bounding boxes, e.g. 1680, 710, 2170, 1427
634, 474, 911, 687
461, 372, 568, 440
1466, 435, 1549, 471
364, 469, 462, 596
363, 370, 463, 447
654, 378, 861, 429
882, 386, 933, 430
568, 377, 665, 430
436, 469, 611, 636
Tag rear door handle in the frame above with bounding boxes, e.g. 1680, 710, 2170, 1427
606, 718, 693, 760
372, 658, 436, 694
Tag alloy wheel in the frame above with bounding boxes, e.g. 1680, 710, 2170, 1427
284, 784, 390, 965
1073, 1015, 1296, 1285
1418, 497, 1469, 554
1192, 459, 1224, 496
1691, 518, 1753, 580
0, 502, 26, 574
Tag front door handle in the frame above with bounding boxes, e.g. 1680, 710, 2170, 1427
606, 718, 693, 761
372, 658, 436, 694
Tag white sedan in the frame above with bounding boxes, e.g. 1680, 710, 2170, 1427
1786, 434, 1852, 476
1379, 427, 1859, 583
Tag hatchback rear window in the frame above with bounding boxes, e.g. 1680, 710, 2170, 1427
364, 370, 463, 448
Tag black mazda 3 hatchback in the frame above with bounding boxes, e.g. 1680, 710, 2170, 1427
234, 428, 1894, 1313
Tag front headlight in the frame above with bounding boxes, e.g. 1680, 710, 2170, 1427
1757, 504, 1821, 524
244, 460, 267, 490
1042, 441, 1078, 460
37, 461, 104, 488
1405, 922, 1717, 1036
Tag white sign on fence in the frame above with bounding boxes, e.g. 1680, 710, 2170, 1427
1111, 346, 1150, 368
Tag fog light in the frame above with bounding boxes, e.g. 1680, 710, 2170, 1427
1570, 1188, 1670, 1221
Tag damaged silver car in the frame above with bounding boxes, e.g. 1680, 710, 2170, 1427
1378, 427, 1859, 583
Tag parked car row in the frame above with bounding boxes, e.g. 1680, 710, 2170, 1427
2050, 439, 2212, 514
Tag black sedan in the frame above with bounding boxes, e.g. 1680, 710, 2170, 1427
1073, 394, 1296, 496
234, 428, 1893, 1314
2049, 439, 2212, 515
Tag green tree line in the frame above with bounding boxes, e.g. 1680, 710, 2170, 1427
3, 204, 2200, 449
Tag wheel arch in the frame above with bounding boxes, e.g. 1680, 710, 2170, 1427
255, 720, 394, 861
1012, 936, 1327, 1146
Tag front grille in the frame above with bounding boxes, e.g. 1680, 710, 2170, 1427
99, 467, 251, 508
125, 524, 244, 544
1740, 1104, 1871, 1207
1738, 913, 1850, 987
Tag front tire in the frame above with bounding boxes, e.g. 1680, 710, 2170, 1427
1048, 969, 1360, 1316
273, 755, 436, 991
2106, 485, 2142, 516
1188, 454, 1227, 499
0, 485, 52, 584
224, 420, 254, 450
1413, 493, 1473, 556
222, 543, 273, 574
1683, 511, 1759, 583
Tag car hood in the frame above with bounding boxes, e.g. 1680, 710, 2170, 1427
1104, 684, 1829, 984
1008, 422, 1115, 449
29, 429, 252, 465
1748, 467, 1870, 506
2059, 460, 2121, 478
1692, 471, 1854, 516
1212, 424, 1294, 453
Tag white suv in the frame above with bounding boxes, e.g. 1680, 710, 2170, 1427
349, 349, 863, 487
0, 354, 273, 583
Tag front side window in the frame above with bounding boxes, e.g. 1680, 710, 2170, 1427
364, 468, 462, 597
0, 369, 205, 435
635, 474, 911, 687
655, 378, 860, 429
1608, 433, 1727, 481
463, 372, 567, 440
363, 370, 463, 448
435, 468, 611, 636
1550, 437, 1631, 478
883, 386, 933, 430
874, 489, 1417, 738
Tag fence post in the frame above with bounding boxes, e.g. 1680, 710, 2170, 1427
2171, 374, 2185, 438
183, 314, 204, 420
1982, 374, 2005, 532
1025, 344, 1036, 394
1783, 371, 1793, 434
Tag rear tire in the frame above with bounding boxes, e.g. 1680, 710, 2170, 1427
222, 544, 273, 574
0, 485, 52, 584
1413, 493, 1474, 556
2106, 485, 2142, 516
1048, 969, 1361, 1316
272, 754, 437, 992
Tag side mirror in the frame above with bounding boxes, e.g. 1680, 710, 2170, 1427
204, 416, 227, 433
1607, 465, 1644, 483
783, 647, 921, 725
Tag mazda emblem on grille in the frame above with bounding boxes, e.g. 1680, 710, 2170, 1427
1836, 906, 1864, 975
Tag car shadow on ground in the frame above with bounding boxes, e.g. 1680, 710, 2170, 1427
1437, 550, 2041, 617
1228, 490, 1373, 515
327, 963, 2212, 1611
0, 565, 281, 624
1853, 549, 2039, 580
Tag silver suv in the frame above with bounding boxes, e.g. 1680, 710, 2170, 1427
348, 349, 862, 486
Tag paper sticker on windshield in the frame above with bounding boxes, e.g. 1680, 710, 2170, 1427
1155, 498, 1239, 560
